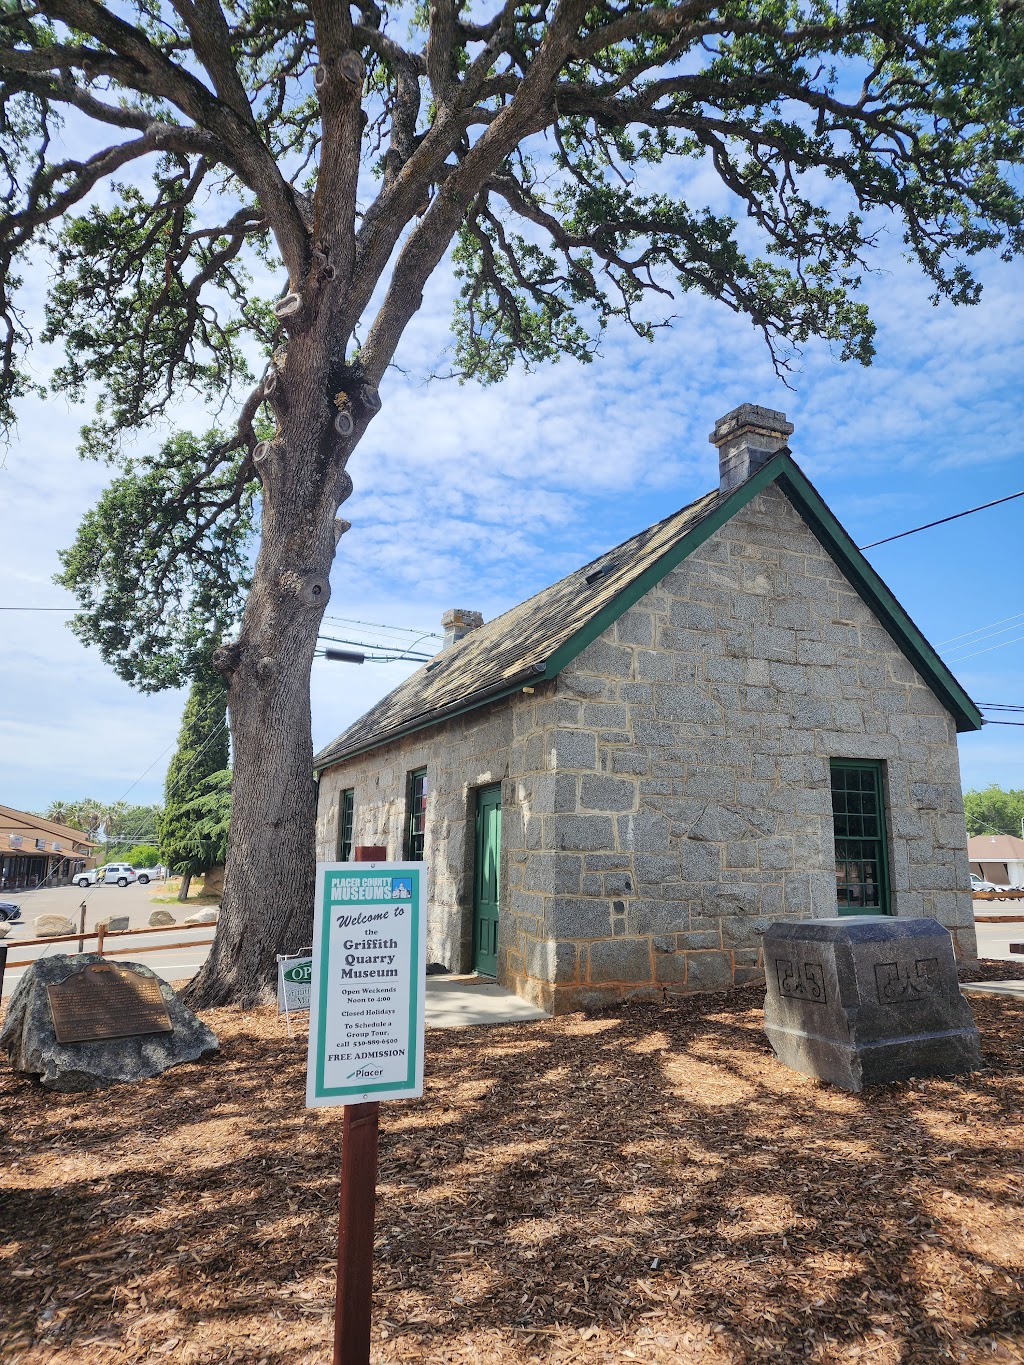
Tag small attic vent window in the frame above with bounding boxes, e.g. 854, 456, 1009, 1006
585, 561, 617, 586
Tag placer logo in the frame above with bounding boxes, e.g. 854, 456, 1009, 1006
390, 877, 412, 900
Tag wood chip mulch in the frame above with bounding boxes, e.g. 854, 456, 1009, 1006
2, 967, 1023, 1365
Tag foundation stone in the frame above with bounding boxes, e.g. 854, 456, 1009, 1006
763, 916, 981, 1092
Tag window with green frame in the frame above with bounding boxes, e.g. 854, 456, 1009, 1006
830, 760, 891, 916
337, 788, 354, 862
404, 768, 427, 861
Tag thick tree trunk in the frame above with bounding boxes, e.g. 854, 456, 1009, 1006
177, 872, 192, 902
183, 333, 355, 1008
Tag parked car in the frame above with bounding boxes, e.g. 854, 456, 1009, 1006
971, 873, 1007, 893
0, 899, 22, 922
74, 863, 137, 888
133, 866, 164, 885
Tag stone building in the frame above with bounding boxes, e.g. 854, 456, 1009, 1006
314, 405, 981, 1013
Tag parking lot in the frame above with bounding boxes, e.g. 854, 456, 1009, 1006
0, 881, 216, 996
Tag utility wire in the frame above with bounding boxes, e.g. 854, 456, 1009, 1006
859, 488, 1024, 550
322, 614, 441, 639
22, 698, 229, 899
0, 606, 76, 611
940, 617, 1024, 653
938, 611, 1024, 649
945, 632, 1024, 664
316, 631, 432, 661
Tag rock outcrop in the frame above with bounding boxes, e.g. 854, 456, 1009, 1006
1, 954, 219, 1092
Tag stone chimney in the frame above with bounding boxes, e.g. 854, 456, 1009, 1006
441, 608, 484, 649
710, 403, 793, 494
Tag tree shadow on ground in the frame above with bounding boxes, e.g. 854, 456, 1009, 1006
1, 988, 1023, 1363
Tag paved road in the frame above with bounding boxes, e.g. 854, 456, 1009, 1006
1, 882, 215, 995
975, 919, 1024, 963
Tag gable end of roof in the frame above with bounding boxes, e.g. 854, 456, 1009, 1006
316, 452, 981, 769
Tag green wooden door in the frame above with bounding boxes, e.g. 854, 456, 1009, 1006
473, 784, 502, 976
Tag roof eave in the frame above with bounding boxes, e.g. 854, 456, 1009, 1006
314, 662, 547, 772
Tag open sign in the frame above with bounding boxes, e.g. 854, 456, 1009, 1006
277, 954, 313, 1014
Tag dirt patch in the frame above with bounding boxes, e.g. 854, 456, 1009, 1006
1, 977, 1023, 1364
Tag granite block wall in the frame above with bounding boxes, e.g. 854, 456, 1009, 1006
503, 484, 976, 1012
317, 482, 977, 1015
315, 699, 522, 971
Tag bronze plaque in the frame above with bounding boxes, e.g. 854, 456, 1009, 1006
47, 963, 173, 1044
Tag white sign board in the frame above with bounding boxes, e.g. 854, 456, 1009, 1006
306, 862, 426, 1107
277, 953, 313, 1013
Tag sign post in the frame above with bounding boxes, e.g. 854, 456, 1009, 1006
307, 861, 426, 1365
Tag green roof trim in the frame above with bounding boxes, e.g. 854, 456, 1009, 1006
316, 452, 981, 769
539, 451, 981, 733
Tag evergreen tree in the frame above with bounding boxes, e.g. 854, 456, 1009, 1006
160, 664, 229, 901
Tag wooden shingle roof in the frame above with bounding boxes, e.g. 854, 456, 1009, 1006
314, 452, 982, 769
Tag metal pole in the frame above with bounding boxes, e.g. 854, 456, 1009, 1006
78, 900, 87, 954
333, 1101, 380, 1365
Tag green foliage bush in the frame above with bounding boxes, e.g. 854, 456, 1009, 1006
124, 844, 160, 868
964, 786, 1024, 839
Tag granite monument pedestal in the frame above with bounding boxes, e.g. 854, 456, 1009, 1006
763, 916, 981, 1092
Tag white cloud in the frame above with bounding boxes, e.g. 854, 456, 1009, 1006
2, 134, 1024, 809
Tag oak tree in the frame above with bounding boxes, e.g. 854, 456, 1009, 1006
2, 0, 1022, 1003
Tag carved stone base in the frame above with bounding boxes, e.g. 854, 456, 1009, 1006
763, 916, 981, 1092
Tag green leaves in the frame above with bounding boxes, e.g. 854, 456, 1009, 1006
54, 429, 257, 691
964, 785, 1024, 839
452, 0, 1024, 379
41, 177, 268, 456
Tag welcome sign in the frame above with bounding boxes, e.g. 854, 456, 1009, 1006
306, 862, 426, 1107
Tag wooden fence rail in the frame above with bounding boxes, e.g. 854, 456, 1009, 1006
4, 920, 216, 969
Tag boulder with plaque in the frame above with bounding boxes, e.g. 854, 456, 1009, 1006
1, 953, 218, 1092
762, 916, 981, 1092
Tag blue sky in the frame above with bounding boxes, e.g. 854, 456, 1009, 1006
1, 162, 1022, 814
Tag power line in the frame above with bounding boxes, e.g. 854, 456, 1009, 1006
316, 631, 432, 661
0, 606, 76, 611
315, 648, 429, 664
945, 631, 1024, 665
859, 488, 1024, 551
322, 614, 441, 639
28, 700, 230, 900
940, 617, 1024, 653
938, 611, 1024, 649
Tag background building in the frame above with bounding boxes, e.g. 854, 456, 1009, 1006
0, 804, 97, 890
